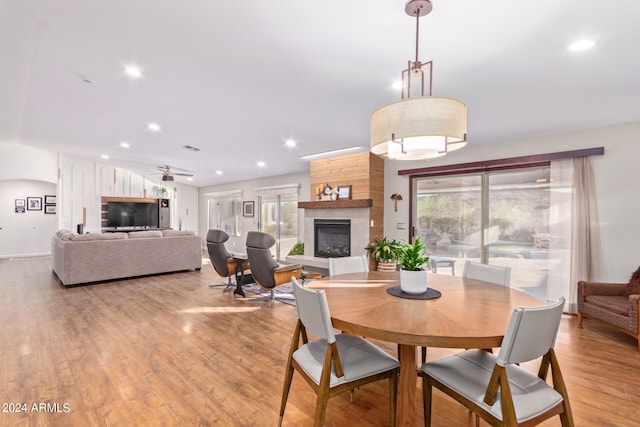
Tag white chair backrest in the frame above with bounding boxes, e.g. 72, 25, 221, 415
328, 255, 369, 276
292, 277, 336, 344
462, 261, 511, 286
497, 297, 565, 366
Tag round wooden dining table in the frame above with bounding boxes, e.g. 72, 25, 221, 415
308, 271, 543, 427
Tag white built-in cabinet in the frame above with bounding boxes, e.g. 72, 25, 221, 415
58, 154, 198, 233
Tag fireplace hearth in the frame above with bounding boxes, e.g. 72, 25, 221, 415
314, 219, 351, 258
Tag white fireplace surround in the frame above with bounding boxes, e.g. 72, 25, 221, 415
286, 207, 370, 272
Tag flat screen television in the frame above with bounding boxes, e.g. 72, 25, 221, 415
107, 201, 159, 228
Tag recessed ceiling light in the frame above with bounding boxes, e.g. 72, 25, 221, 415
215, 170, 223, 175
147, 122, 160, 132
120, 141, 130, 148
125, 65, 143, 79
187, 177, 193, 181
257, 161, 266, 168
392, 81, 403, 90
285, 139, 297, 148
101, 154, 109, 160
568, 39, 595, 51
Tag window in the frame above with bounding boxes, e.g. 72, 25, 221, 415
206, 191, 242, 237
413, 167, 551, 301
256, 184, 299, 261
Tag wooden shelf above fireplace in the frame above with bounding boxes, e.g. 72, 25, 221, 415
298, 199, 373, 209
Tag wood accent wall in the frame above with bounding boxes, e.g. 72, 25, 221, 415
309, 152, 385, 244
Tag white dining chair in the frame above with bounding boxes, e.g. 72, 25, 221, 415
420, 297, 573, 427
278, 277, 400, 426
462, 260, 511, 286
328, 255, 369, 276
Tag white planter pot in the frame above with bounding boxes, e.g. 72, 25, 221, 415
400, 269, 427, 295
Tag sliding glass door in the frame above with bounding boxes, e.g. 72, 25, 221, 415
258, 193, 298, 261
413, 167, 551, 300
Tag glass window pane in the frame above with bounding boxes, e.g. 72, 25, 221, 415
487, 167, 550, 300
207, 194, 241, 237
415, 175, 482, 275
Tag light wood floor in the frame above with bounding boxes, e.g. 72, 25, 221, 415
1, 256, 639, 426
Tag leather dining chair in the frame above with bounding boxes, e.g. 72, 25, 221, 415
462, 260, 512, 286
328, 255, 369, 276
279, 277, 400, 427
420, 297, 574, 427
206, 229, 249, 291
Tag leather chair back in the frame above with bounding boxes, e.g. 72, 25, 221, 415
292, 277, 336, 344
206, 229, 232, 277
497, 297, 564, 366
246, 231, 279, 289
462, 260, 511, 286
328, 255, 369, 276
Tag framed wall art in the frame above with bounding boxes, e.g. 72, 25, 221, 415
45, 205, 57, 214
243, 201, 255, 217
337, 185, 352, 200
15, 199, 26, 213
27, 197, 42, 211
44, 195, 57, 205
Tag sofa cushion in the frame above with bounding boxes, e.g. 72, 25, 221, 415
128, 230, 163, 239
56, 230, 76, 241
69, 232, 129, 241
162, 230, 195, 237
585, 295, 630, 316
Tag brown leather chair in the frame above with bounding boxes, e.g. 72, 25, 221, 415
578, 267, 640, 350
206, 229, 249, 291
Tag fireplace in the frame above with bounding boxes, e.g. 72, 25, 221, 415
314, 219, 351, 258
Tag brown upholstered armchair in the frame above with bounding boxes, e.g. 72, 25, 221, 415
578, 267, 640, 350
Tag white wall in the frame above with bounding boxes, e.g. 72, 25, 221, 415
198, 171, 310, 251
0, 144, 58, 257
0, 179, 57, 257
0, 143, 58, 183
384, 121, 640, 282
0, 143, 200, 256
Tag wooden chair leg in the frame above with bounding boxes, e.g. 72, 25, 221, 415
422, 376, 433, 427
278, 363, 295, 426
577, 312, 584, 328
313, 391, 330, 427
389, 372, 398, 427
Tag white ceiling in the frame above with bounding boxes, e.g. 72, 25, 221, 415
2, 0, 639, 187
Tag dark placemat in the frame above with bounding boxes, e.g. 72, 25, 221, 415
386, 286, 441, 300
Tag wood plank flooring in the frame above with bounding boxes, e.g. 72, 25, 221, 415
1, 256, 639, 426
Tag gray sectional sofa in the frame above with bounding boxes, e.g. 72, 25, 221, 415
51, 229, 202, 287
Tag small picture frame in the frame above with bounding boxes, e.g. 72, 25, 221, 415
45, 205, 57, 214
27, 197, 42, 211
44, 195, 57, 205
337, 185, 352, 200
243, 201, 255, 217
15, 199, 25, 213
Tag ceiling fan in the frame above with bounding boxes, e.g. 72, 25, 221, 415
157, 165, 194, 182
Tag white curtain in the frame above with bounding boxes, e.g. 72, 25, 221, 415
548, 157, 602, 313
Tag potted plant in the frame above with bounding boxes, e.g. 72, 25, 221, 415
365, 237, 401, 271
397, 236, 430, 294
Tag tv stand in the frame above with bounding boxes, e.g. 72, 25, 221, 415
101, 196, 170, 230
